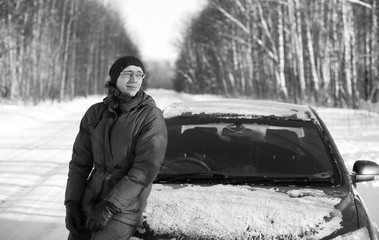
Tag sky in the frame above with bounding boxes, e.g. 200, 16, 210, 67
109, 0, 208, 62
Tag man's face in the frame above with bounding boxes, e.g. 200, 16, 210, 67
116, 65, 145, 97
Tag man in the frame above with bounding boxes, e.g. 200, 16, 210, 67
64, 56, 168, 239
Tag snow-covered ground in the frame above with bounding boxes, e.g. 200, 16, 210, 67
0, 88, 378, 238
0, 89, 221, 135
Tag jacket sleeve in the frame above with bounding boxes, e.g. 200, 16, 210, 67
64, 105, 97, 205
105, 107, 168, 210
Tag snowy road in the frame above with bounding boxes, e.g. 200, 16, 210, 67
0, 91, 378, 239
0, 114, 78, 239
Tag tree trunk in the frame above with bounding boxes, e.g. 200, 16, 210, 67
277, 3, 287, 99
85, 41, 96, 96
8, 12, 19, 100
331, 0, 341, 107
305, 19, 319, 102
320, 0, 332, 105
370, 0, 379, 102
58, 0, 68, 101
69, 0, 78, 99
290, 0, 306, 102
342, 1, 352, 106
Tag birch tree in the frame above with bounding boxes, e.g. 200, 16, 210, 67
0, 0, 140, 102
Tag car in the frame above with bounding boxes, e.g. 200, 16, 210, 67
133, 99, 379, 240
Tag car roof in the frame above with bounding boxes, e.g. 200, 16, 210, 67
163, 99, 319, 122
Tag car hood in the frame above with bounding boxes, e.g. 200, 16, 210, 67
135, 184, 359, 240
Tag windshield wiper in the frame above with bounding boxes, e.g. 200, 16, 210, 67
154, 172, 229, 183
223, 176, 334, 186
154, 174, 335, 186
224, 176, 274, 185
270, 176, 335, 185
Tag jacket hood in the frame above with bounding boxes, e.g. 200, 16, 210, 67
136, 184, 359, 240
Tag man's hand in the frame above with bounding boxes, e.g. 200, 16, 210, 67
65, 201, 82, 237
86, 200, 120, 232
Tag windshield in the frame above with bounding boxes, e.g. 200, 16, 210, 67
157, 118, 338, 185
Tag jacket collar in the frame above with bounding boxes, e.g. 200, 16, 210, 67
103, 82, 154, 113
118, 90, 145, 112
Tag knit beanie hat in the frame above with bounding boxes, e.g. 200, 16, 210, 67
108, 56, 145, 85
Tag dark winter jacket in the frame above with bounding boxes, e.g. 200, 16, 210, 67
65, 89, 168, 226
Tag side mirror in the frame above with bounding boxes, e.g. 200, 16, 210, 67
352, 160, 379, 183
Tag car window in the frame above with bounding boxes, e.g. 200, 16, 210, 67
161, 119, 335, 179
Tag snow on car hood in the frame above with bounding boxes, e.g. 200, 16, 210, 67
144, 184, 343, 239
163, 100, 316, 121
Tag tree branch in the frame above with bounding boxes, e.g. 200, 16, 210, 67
213, 3, 250, 34
347, 0, 372, 9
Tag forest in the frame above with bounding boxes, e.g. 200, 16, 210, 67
0, 0, 140, 103
1, 0, 379, 110
174, 0, 379, 108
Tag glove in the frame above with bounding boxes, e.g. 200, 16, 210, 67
65, 201, 83, 237
86, 200, 120, 232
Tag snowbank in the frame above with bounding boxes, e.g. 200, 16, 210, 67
0, 89, 220, 134
2, 89, 379, 138
316, 107, 379, 139
0, 95, 104, 134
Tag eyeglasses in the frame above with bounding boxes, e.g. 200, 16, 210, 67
119, 71, 146, 79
